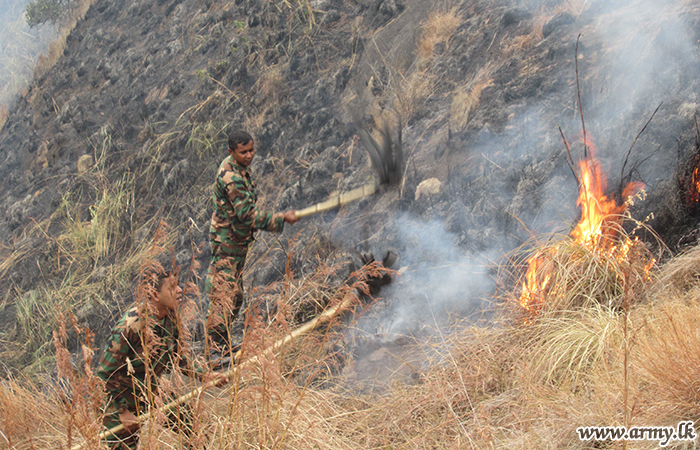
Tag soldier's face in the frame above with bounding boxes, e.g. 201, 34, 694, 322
155, 274, 183, 315
230, 140, 255, 167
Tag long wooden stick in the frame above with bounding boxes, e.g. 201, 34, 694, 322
71, 290, 359, 450
294, 181, 377, 218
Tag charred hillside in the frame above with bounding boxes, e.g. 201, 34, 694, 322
1, 0, 700, 375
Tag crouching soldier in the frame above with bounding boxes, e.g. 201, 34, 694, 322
97, 270, 228, 449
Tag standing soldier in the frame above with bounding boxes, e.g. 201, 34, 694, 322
206, 130, 298, 352
97, 270, 228, 449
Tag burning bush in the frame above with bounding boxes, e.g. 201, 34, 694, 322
515, 228, 655, 321
515, 142, 657, 321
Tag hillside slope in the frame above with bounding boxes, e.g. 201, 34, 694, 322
0, 0, 699, 381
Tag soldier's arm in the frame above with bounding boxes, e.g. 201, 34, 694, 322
96, 325, 135, 413
226, 176, 285, 232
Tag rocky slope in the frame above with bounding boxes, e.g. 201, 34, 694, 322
1, 0, 700, 375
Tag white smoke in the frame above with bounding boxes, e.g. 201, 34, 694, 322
355, 214, 498, 339
350, 0, 700, 350
0, 0, 57, 108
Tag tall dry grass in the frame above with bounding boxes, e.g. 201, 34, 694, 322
7, 232, 700, 449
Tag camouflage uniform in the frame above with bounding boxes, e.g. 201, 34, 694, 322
205, 155, 285, 345
97, 305, 203, 449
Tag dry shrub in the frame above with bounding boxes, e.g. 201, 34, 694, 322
417, 7, 462, 63
634, 294, 700, 420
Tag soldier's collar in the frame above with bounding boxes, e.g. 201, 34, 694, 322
228, 156, 248, 175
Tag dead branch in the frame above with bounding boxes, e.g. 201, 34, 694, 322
559, 125, 580, 186
575, 34, 587, 158
618, 102, 662, 196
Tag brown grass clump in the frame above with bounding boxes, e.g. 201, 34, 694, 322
503, 22, 545, 57
417, 7, 462, 63
650, 243, 700, 297
0, 377, 62, 448
634, 295, 700, 420
245, 66, 289, 133
0, 104, 7, 131
554, 0, 591, 18
451, 66, 495, 131
393, 69, 436, 125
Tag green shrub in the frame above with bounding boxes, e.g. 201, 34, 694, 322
25, 0, 72, 27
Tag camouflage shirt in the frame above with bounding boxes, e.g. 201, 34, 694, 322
97, 305, 203, 413
209, 155, 284, 257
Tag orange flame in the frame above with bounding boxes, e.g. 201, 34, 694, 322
686, 165, 700, 204
518, 141, 644, 316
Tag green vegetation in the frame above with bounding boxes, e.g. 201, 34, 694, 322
0, 6, 55, 111
25, 0, 72, 27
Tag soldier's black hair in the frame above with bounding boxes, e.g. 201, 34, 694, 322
154, 270, 173, 291
145, 268, 179, 293
228, 130, 253, 151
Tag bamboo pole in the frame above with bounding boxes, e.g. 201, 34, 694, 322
71, 290, 359, 450
294, 181, 377, 218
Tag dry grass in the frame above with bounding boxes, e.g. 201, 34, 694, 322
451, 66, 495, 131
0, 104, 7, 131
503, 24, 545, 58
8, 231, 700, 449
650, 242, 700, 297
244, 66, 289, 134
417, 7, 462, 64
394, 69, 436, 124
0, 377, 64, 448
554, 0, 591, 18
634, 293, 700, 420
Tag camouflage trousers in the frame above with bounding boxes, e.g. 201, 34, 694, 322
102, 395, 194, 449
205, 239, 248, 348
